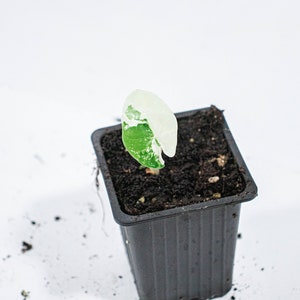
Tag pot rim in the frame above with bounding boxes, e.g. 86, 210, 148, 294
91, 107, 257, 226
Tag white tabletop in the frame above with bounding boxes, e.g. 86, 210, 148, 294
1, 1, 300, 299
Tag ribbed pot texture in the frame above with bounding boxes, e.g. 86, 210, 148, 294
121, 204, 240, 300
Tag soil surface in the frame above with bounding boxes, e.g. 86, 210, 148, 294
100, 106, 246, 215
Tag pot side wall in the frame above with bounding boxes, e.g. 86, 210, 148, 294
121, 203, 241, 300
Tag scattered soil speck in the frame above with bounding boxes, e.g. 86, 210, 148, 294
231, 296, 235, 300
2, 254, 11, 261
22, 241, 33, 253
88, 203, 96, 213
89, 254, 98, 260
21, 290, 30, 299
33, 153, 45, 164
261, 267, 265, 271
118, 275, 123, 279
54, 216, 61, 221
237, 233, 242, 239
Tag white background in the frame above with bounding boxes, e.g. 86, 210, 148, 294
0, 0, 300, 299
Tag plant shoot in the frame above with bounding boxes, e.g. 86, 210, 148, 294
121, 89, 178, 169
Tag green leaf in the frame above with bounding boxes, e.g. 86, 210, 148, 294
121, 90, 178, 169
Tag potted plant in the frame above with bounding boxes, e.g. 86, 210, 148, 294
91, 90, 257, 300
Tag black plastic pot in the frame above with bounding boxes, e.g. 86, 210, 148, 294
91, 108, 257, 300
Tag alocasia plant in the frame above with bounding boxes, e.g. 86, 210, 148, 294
121, 89, 178, 169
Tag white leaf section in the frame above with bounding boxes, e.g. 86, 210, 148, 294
122, 89, 178, 157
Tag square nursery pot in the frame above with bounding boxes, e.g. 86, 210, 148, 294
91, 106, 257, 300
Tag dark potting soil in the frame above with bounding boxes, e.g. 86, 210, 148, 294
100, 106, 246, 215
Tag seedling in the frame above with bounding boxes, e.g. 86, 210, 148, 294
121, 89, 178, 169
